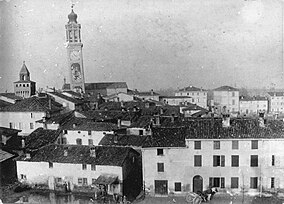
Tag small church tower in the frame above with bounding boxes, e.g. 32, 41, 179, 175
14, 61, 36, 98
65, 5, 85, 93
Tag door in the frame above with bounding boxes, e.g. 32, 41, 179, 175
154, 180, 168, 195
193, 175, 203, 193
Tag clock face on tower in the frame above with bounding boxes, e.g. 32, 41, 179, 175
71, 63, 82, 82
69, 50, 80, 61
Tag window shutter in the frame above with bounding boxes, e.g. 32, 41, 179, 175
209, 177, 213, 187
221, 155, 225, 167
221, 177, 225, 188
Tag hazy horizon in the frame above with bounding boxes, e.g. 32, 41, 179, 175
0, 0, 283, 92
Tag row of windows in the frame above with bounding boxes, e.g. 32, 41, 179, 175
193, 140, 258, 150
180, 92, 207, 96
157, 154, 275, 170
15, 83, 30, 87
162, 177, 275, 191
76, 138, 94, 146
9, 122, 34, 129
49, 162, 96, 170
63, 130, 93, 135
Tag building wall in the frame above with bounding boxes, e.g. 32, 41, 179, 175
63, 130, 113, 145
268, 96, 284, 113
0, 112, 46, 135
138, 95, 160, 101
14, 82, 34, 98
213, 91, 239, 113
107, 88, 127, 96
47, 93, 76, 111
142, 138, 284, 196
239, 100, 268, 115
175, 91, 207, 108
161, 97, 193, 106
17, 161, 123, 193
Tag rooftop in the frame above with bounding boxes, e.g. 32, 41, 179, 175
0, 96, 62, 112
25, 128, 61, 150
178, 85, 206, 92
47, 91, 83, 104
17, 144, 137, 166
0, 149, 14, 162
267, 92, 284, 97
99, 134, 148, 147
143, 127, 187, 148
214, 86, 239, 92
0, 93, 23, 100
239, 95, 267, 101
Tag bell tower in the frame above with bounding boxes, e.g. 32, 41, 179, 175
65, 5, 85, 93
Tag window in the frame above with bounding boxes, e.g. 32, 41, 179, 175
139, 130, 143, 135
49, 162, 53, 168
56, 177, 62, 183
63, 130, 68, 134
250, 155, 258, 167
271, 177, 275, 188
19, 122, 22, 129
232, 92, 235, 97
231, 177, 239, 188
157, 149, 164, 156
194, 155, 202, 167
27, 84, 29, 87
272, 155, 275, 166
213, 141, 220, 149
78, 131, 81, 134
232, 99, 235, 105
92, 178, 96, 185
209, 177, 225, 188
250, 177, 258, 189
251, 140, 258, 149
30, 123, 34, 129
76, 138, 82, 145
88, 130, 91, 135
23, 84, 25, 87
9, 122, 13, 129
62, 138, 67, 144
231, 155, 239, 167
174, 182, 182, 192
213, 155, 225, 167
88, 139, 93, 146
157, 163, 164, 172
82, 164, 87, 170
20, 174, 27, 180
194, 141, 201, 150
83, 178, 88, 185
232, 140, 239, 150
91, 164, 96, 171
78, 178, 83, 185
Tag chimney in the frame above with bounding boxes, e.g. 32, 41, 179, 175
160, 108, 164, 115
222, 113, 230, 128
90, 147, 96, 157
117, 119, 121, 128
171, 114, 175, 123
73, 123, 76, 128
258, 111, 265, 127
63, 77, 66, 84
48, 97, 52, 110
156, 116, 160, 125
133, 105, 137, 112
151, 89, 154, 95
21, 138, 25, 148
64, 147, 68, 156
25, 153, 31, 159
114, 133, 118, 144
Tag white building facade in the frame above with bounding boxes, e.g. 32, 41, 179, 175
213, 86, 239, 113
175, 86, 207, 108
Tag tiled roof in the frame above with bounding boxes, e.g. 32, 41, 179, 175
0, 93, 23, 100
162, 118, 284, 139
36, 111, 75, 125
20, 62, 30, 74
214, 86, 239, 91
143, 127, 187, 148
85, 82, 128, 90
62, 117, 118, 131
178, 86, 206, 92
0, 127, 21, 136
25, 128, 61, 150
47, 91, 83, 104
99, 134, 148, 147
17, 144, 137, 166
137, 91, 160, 96
0, 96, 62, 112
267, 92, 284, 97
239, 96, 267, 101
160, 96, 192, 99
0, 99, 13, 108
0, 149, 14, 162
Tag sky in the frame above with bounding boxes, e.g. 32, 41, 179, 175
0, 0, 283, 92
